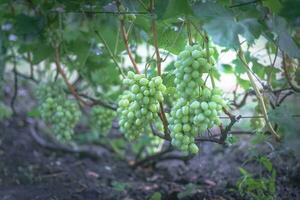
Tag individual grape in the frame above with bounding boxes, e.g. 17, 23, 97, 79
117, 71, 166, 140
90, 106, 116, 138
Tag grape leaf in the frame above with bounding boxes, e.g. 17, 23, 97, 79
262, 0, 282, 13
267, 16, 300, 59
192, 3, 262, 48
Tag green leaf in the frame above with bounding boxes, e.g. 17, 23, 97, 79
236, 76, 251, 89
149, 192, 162, 200
267, 16, 300, 59
150, 23, 185, 54
31, 44, 53, 64
221, 64, 233, 73
259, 156, 273, 172
111, 181, 129, 191
192, 2, 232, 18
177, 183, 198, 199
163, 0, 192, 19
15, 14, 45, 39
262, 0, 282, 13
233, 59, 246, 74
295, 67, 300, 85
192, 3, 262, 48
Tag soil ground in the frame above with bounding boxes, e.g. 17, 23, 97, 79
0, 116, 299, 200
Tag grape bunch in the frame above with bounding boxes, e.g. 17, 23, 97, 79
90, 106, 116, 138
117, 71, 166, 140
174, 44, 215, 99
169, 44, 225, 153
36, 84, 81, 141
250, 104, 265, 130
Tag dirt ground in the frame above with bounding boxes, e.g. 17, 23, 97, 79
0, 115, 299, 200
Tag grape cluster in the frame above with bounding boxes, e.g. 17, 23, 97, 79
250, 104, 265, 130
37, 84, 81, 141
90, 106, 116, 138
117, 71, 166, 140
169, 44, 225, 153
174, 44, 214, 99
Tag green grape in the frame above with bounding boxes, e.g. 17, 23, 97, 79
90, 106, 116, 138
37, 83, 81, 142
117, 71, 166, 140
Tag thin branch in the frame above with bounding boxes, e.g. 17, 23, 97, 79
150, 0, 170, 140
78, 93, 117, 111
232, 89, 251, 108
282, 52, 300, 92
229, 0, 260, 8
186, 18, 193, 45
11, 63, 18, 114
94, 30, 125, 78
28, 121, 110, 160
54, 45, 88, 106
132, 145, 173, 168
238, 48, 280, 141
51, 10, 150, 15
15, 70, 39, 84
151, 14, 162, 75
117, 4, 140, 74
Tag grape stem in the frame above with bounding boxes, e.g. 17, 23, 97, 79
54, 45, 88, 107
150, 0, 170, 139
117, 1, 140, 74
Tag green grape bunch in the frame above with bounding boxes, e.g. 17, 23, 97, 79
174, 44, 215, 99
36, 84, 81, 142
250, 104, 265, 130
90, 106, 116, 138
117, 71, 166, 140
169, 44, 226, 154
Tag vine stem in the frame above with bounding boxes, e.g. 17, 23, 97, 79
119, 16, 140, 74
54, 46, 88, 107
237, 48, 280, 141
150, 0, 170, 138
94, 30, 126, 78
186, 18, 193, 45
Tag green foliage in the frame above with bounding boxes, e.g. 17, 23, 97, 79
111, 181, 130, 192
149, 192, 162, 200
237, 157, 276, 200
177, 183, 200, 199
0, 102, 12, 120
